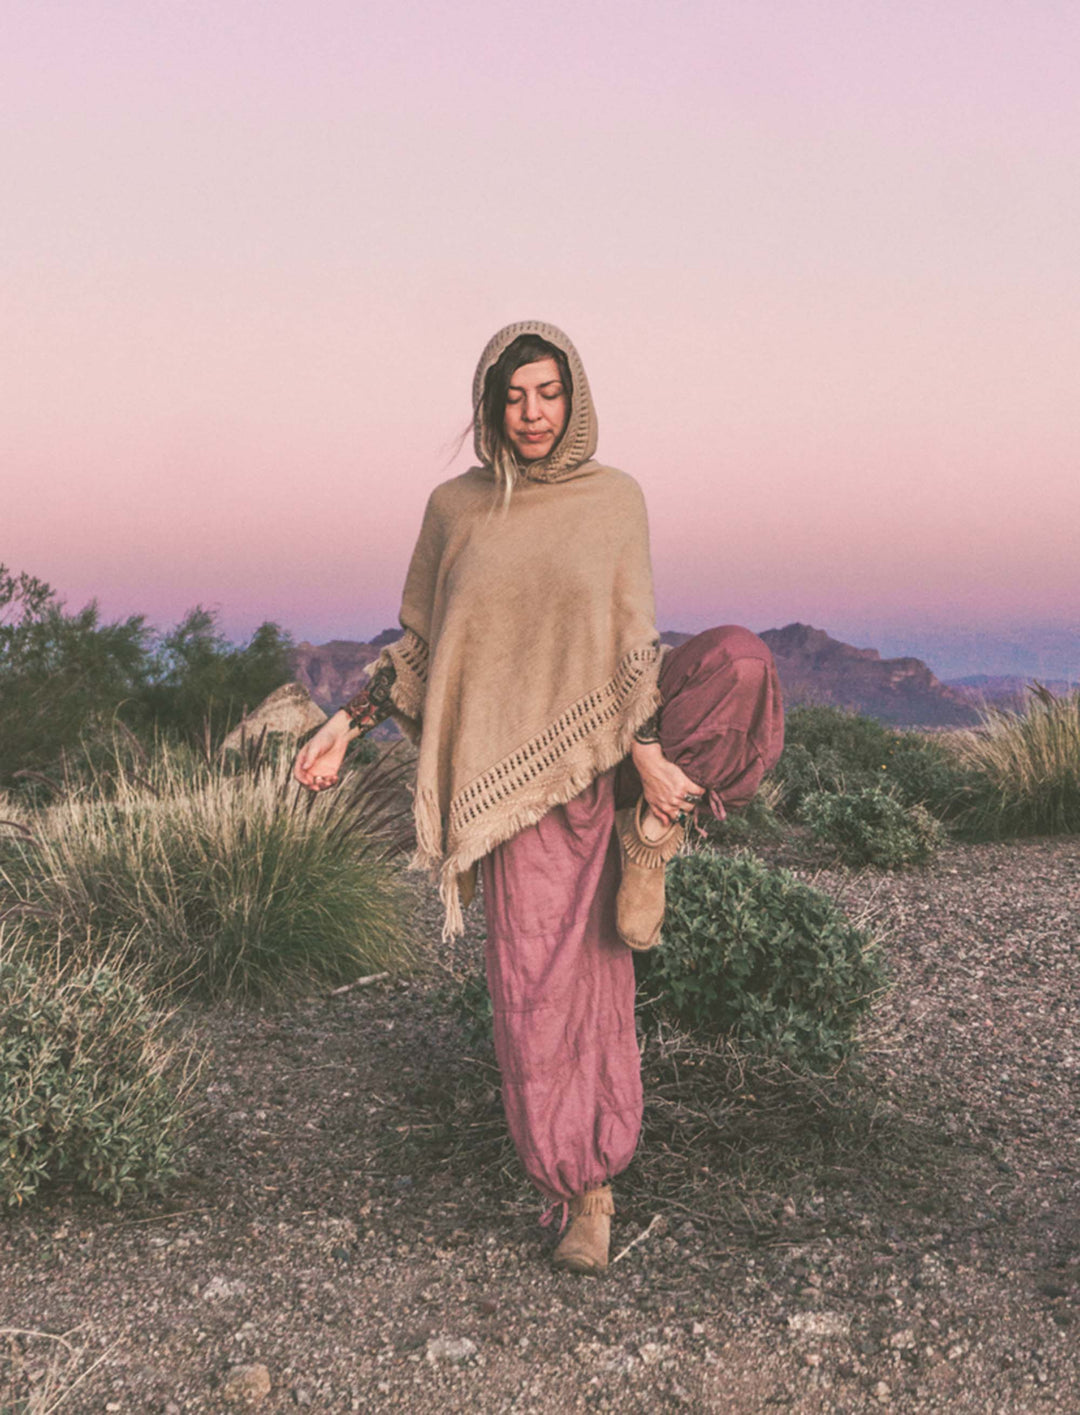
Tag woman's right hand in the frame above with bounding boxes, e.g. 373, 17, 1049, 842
293, 711, 353, 791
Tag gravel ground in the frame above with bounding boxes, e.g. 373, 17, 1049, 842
2, 836, 1079, 1413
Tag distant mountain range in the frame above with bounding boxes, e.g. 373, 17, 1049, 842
291, 623, 1072, 729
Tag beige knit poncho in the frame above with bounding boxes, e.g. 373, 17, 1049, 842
377, 321, 662, 936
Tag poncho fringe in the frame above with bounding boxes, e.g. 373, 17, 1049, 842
412, 642, 662, 939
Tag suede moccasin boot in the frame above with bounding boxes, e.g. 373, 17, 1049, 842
552, 1185, 615, 1275
614, 798, 685, 950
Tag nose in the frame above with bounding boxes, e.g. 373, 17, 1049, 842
522, 389, 544, 422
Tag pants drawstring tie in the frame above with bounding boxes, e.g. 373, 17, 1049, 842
539, 1200, 569, 1234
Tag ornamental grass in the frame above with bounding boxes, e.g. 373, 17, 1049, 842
948, 684, 1080, 838
0, 734, 417, 1001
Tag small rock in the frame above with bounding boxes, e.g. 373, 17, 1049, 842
292, 1387, 313, 1406
804, 1352, 821, 1368
889, 1329, 916, 1350
788, 1311, 851, 1338
602, 1349, 637, 1374
638, 1342, 668, 1366
203, 1276, 248, 1302
873, 1380, 892, 1403
425, 1335, 477, 1364
222, 1363, 272, 1404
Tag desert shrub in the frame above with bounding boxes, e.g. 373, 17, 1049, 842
640, 851, 885, 1071
1, 742, 416, 1001
448, 969, 495, 1052
0, 566, 150, 791
0, 936, 197, 1206
775, 704, 968, 820
138, 608, 293, 750
0, 565, 292, 791
948, 685, 1080, 838
799, 786, 945, 867
696, 778, 785, 848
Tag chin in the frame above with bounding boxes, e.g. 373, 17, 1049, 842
515, 440, 553, 461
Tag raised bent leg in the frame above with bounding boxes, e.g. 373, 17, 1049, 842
657, 625, 784, 817
613, 626, 784, 948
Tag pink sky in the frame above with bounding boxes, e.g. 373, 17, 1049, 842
4, 1, 1078, 674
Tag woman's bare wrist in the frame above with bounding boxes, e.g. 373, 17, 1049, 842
631, 739, 664, 767
328, 708, 360, 740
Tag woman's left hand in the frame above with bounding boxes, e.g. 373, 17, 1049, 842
630, 740, 705, 827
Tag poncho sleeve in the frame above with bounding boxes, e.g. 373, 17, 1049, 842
370, 489, 445, 743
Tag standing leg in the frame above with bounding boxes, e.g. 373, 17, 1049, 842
480, 769, 641, 1269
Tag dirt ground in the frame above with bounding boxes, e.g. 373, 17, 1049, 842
2, 836, 1079, 1413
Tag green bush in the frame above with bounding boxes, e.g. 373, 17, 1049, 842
696, 780, 785, 848
1, 742, 416, 1001
799, 786, 945, 867
0, 940, 197, 1206
775, 704, 968, 820
448, 969, 495, 1053
949, 685, 1080, 838
138, 608, 293, 750
0, 564, 292, 791
641, 851, 885, 1070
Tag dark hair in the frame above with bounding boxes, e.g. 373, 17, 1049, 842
480, 334, 573, 459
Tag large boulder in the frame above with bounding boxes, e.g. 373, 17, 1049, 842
221, 682, 327, 753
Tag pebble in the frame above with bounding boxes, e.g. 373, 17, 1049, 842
203, 1276, 248, 1302
425, 1335, 477, 1364
638, 1342, 670, 1366
788, 1311, 851, 1338
222, 1363, 272, 1404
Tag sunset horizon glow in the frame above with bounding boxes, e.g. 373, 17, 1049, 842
4, 1, 1078, 680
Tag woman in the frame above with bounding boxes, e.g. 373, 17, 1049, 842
294, 321, 783, 1274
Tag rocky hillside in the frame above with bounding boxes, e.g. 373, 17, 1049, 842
295, 622, 982, 727
757, 623, 979, 727
946, 673, 1074, 711
291, 630, 400, 710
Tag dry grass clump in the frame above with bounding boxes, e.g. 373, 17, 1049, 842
0, 737, 417, 1001
948, 684, 1080, 838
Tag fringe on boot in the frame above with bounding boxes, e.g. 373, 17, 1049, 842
552, 1185, 614, 1275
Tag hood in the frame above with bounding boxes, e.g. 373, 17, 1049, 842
471, 320, 599, 483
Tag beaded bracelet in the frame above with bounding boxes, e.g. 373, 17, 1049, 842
343, 662, 397, 734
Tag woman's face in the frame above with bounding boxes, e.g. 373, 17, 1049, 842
502, 357, 568, 462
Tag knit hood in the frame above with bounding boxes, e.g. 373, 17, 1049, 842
471, 320, 599, 482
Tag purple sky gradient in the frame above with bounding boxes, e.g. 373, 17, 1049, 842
4, 2, 1078, 675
